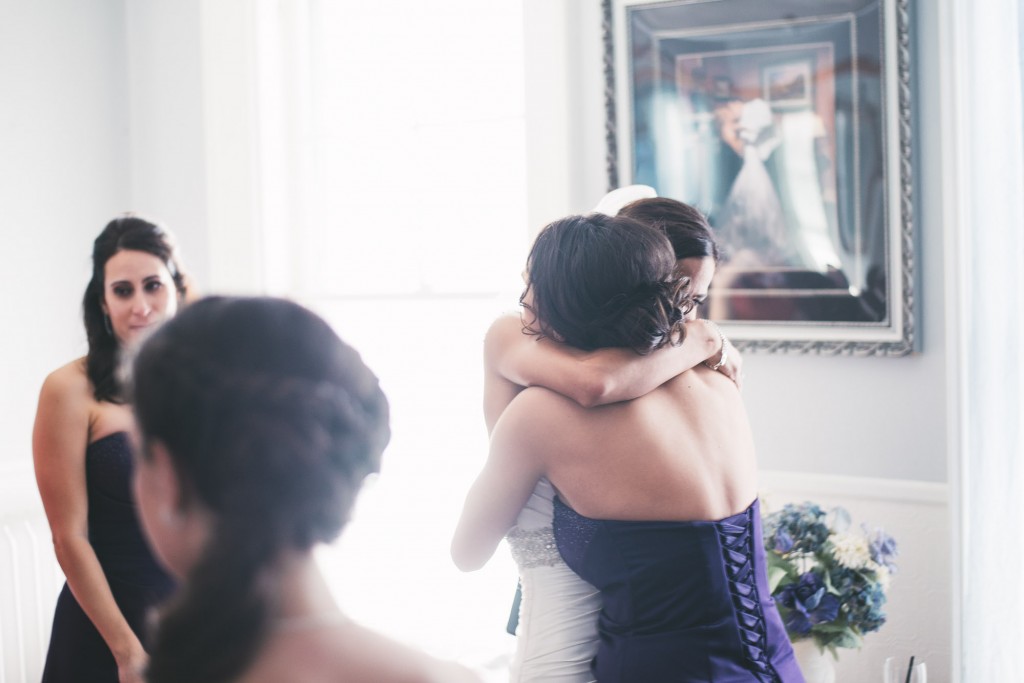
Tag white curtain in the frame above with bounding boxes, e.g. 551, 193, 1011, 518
951, 0, 1024, 679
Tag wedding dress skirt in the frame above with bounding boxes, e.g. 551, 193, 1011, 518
505, 478, 600, 683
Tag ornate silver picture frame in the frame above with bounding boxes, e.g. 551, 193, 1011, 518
604, 0, 915, 355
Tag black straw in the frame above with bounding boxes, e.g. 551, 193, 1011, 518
904, 655, 916, 683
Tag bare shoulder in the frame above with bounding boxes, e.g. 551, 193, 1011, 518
41, 358, 89, 395
485, 311, 522, 335
501, 385, 579, 426
483, 312, 524, 354
492, 386, 583, 450
516, 384, 579, 410
37, 358, 93, 417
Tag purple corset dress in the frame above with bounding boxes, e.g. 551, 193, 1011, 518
553, 497, 805, 682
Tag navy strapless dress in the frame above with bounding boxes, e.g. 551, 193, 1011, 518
553, 497, 804, 682
41, 432, 176, 682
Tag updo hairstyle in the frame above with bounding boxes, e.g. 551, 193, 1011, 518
520, 213, 693, 354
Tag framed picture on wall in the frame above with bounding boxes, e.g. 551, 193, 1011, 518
761, 59, 814, 110
603, 0, 915, 355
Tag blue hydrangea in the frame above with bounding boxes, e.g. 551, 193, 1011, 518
771, 528, 794, 553
846, 582, 887, 634
761, 501, 896, 651
777, 571, 841, 635
868, 528, 899, 574
763, 503, 831, 554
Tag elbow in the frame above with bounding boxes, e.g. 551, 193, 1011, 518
451, 554, 484, 573
450, 538, 488, 573
50, 532, 83, 568
574, 376, 615, 409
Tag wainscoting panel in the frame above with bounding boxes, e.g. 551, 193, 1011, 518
759, 470, 952, 683
0, 461, 63, 683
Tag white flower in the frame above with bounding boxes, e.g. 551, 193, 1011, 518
830, 533, 871, 569
867, 561, 892, 590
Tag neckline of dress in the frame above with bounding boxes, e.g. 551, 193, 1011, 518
88, 430, 129, 448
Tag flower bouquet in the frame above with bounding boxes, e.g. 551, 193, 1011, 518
762, 502, 898, 656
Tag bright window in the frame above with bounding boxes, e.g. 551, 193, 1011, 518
269, 1, 530, 674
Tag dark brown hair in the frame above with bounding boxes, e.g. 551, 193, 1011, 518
132, 296, 390, 683
520, 213, 692, 354
83, 215, 186, 402
618, 197, 720, 262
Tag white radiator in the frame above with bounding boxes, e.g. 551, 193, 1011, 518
0, 462, 63, 683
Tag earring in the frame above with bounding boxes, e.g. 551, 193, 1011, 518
103, 314, 113, 336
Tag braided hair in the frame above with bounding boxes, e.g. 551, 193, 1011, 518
83, 214, 187, 402
131, 296, 390, 683
520, 213, 693, 354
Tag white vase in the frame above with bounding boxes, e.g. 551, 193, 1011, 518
792, 638, 836, 683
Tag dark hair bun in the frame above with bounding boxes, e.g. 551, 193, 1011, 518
521, 214, 691, 355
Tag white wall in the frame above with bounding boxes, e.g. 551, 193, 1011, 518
125, 0, 209, 289
523, 0, 948, 484
0, 0, 217, 472
0, 0, 131, 468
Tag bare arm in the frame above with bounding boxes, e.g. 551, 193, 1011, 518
452, 399, 545, 571
483, 314, 739, 423
33, 367, 146, 683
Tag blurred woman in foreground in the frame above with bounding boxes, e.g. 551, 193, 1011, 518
131, 296, 478, 683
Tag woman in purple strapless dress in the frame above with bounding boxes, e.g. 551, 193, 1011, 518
453, 211, 803, 682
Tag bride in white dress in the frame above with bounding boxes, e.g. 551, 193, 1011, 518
462, 189, 740, 681
504, 479, 600, 681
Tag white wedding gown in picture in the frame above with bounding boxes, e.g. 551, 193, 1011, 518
505, 478, 600, 683
717, 98, 792, 266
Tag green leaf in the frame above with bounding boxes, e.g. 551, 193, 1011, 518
768, 566, 789, 593
832, 629, 862, 650
821, 568, 843, 596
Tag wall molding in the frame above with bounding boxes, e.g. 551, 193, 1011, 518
759, 470, 949, 505
0, 460, 43, 520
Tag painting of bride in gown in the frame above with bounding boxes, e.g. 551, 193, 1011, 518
607, 0, 916, 355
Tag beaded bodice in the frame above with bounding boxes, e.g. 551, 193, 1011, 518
506, 526, 561, 569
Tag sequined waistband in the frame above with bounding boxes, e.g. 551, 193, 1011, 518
506, 526, 563, 569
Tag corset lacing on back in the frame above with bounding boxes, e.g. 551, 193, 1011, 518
718, 506, 781, 683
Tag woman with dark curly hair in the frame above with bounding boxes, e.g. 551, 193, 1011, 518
130, 296, 478, 683
452, 213, 803, 682
34, 215, 186, 683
